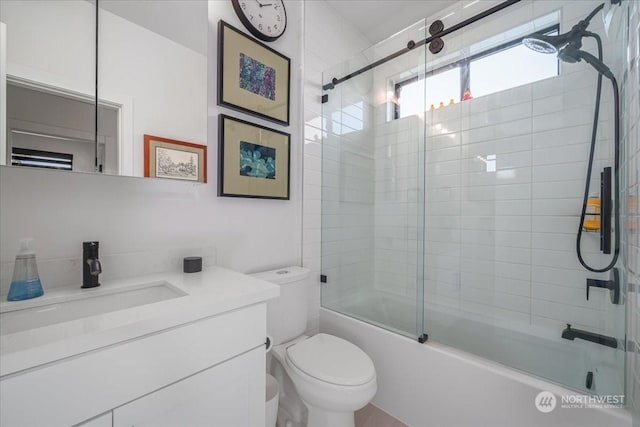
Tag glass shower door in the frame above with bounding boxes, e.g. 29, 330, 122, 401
320, 20, 427, 340
320, 0, 628, 398
419, 0, 629, 396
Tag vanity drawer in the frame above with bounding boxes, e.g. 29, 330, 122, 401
112, 346, 264, 427
0, 303, 266, 427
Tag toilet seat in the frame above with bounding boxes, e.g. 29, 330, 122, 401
285, 333, 375, 386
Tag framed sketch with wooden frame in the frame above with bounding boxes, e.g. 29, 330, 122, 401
217, 20, 290, 126
218, 114, 290, 199
144, 135, 207, 183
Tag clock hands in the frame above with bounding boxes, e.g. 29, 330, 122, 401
254, 0, 273, 7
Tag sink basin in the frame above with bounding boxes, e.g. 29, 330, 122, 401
0, 282, 186, 336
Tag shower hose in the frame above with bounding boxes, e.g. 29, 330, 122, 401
576, 33, 620, 273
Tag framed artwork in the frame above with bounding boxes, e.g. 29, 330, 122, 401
143, 135, 207, 183
217, 20, 291, 126
218, 114, 290, 199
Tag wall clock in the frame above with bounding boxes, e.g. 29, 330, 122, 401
231, 0, 287, 42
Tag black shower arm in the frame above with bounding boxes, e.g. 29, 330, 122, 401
583, 3, 606, 27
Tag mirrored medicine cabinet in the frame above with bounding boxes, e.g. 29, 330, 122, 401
0, 0, 208, 179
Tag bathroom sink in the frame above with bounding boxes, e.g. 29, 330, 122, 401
0, 282, 186, 336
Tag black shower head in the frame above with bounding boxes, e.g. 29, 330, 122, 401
523, 32, 574, 54
522, 3, 615, 79
523, 3, 605, 56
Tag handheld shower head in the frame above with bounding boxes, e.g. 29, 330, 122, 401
522, 3, 605, 57
557, 43, 582, 63
558, 43, 615, 78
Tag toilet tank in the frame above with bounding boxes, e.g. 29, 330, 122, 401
251, 266, 310, 345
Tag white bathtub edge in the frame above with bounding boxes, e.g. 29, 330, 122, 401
320, 307, 632, 427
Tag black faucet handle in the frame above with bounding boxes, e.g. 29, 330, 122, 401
87, 258, 102, 275
586, 268, 620, 304
82, 241, 101, 289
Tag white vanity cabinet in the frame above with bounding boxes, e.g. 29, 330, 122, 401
113, 347, 264, 427
1, 303, 268, 427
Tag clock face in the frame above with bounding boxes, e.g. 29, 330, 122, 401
232, 0, 287, 42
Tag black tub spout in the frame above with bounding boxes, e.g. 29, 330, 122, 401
561, 324, 618, 349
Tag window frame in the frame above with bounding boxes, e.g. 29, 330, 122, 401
394, 24, 560, 119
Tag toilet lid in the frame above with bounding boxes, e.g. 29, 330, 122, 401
286, 334, 375, 386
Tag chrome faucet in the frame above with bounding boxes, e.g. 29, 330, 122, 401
82, 241, 102, 288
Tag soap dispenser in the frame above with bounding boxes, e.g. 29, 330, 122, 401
7, 238, 44, 301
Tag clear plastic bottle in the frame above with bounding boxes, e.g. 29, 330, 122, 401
7, 238, 44, 301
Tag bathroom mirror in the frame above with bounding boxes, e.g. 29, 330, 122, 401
0, 0, 207, 179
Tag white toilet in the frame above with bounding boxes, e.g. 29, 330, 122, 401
252, 267, 377, 427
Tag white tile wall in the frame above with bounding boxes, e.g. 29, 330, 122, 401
312, 0, 629, 351
306, 3, 636, 403
421, 0, 626, 344
624, 0, 640, 423
302, 0, 370, 333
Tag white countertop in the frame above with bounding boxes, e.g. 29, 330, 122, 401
0, 266, 279, 377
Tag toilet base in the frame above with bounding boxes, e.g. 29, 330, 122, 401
270, 335, 376, 427
306, 404, 354, 427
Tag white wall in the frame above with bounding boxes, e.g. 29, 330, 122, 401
0, 0, 95, 96
98, 6, 207, 177
302, 0, 371, 333
0, 1, 303, 295
0, 22, 6, 167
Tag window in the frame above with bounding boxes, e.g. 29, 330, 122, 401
469, 32, 559, 98
395, 25, 559, 118
396, 67, 461, 119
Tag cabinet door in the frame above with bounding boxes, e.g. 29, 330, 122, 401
113, 346, 265, 427
78, 413, 112, 427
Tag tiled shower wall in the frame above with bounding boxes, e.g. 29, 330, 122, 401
302, 1, 370, 333
360, 1, 625, 342
307, 0, 636, 354
321, 89, 376, 308
625, 0, 640, 423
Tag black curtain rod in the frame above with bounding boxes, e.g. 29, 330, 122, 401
322, 0, 521, 91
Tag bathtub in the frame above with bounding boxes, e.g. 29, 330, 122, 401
320, 295, 631, 427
